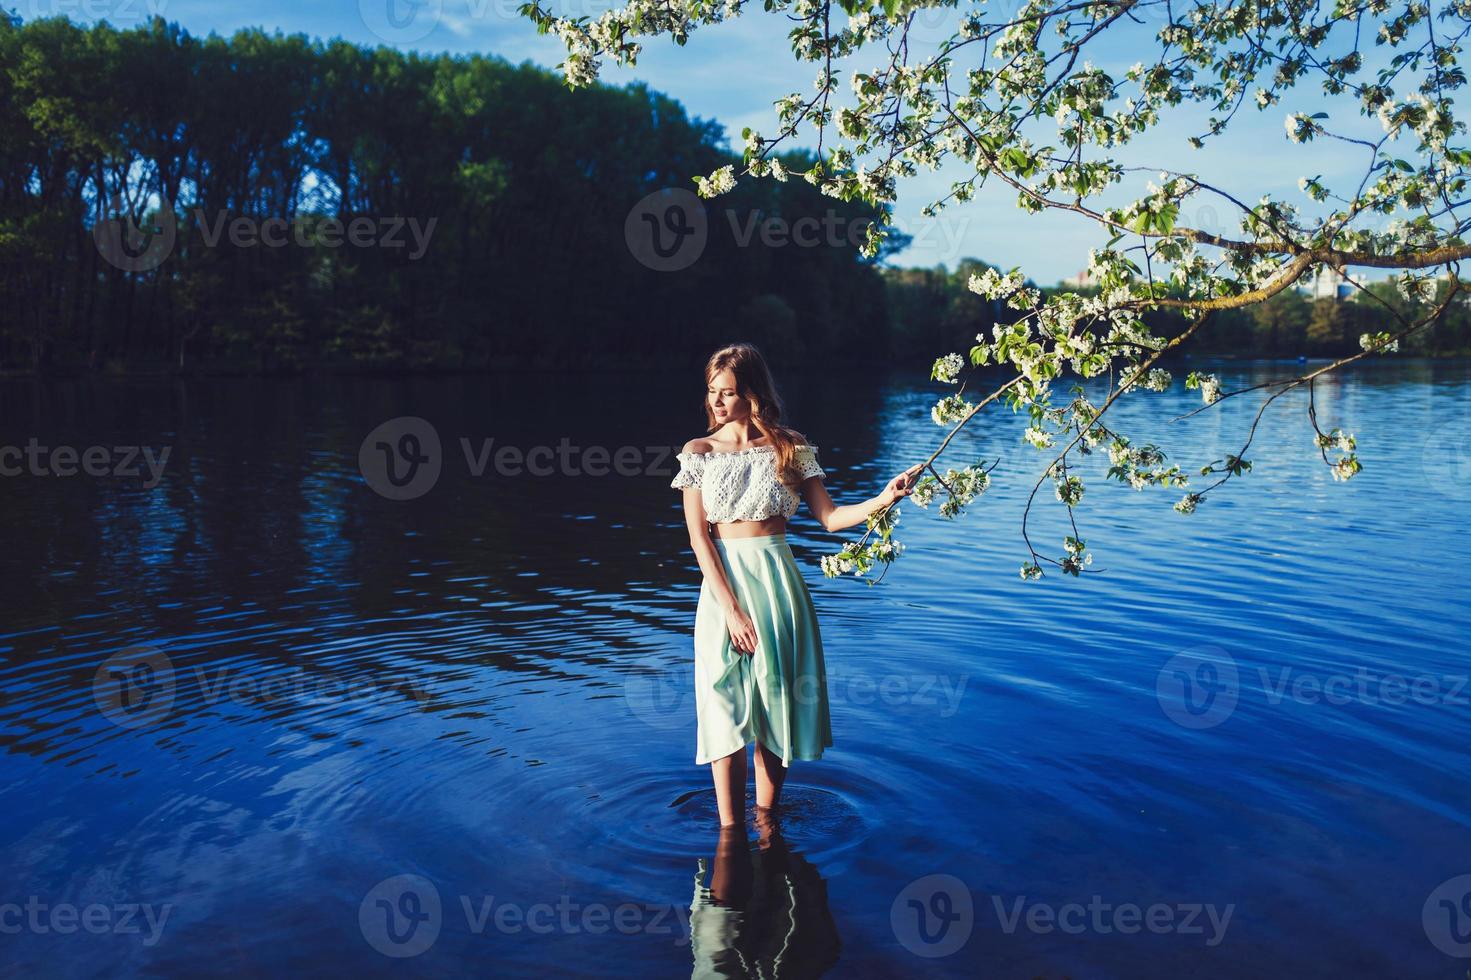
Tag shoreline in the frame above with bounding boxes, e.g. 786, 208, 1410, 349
3, 351, 1469, 381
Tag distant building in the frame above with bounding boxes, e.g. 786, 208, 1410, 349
1298, 265, 1358, 301
1061, 267, 1097, 289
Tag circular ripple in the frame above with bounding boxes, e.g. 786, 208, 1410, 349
667, 785, 869, 861
517, 771, 875, 896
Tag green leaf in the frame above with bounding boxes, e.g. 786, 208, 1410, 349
1155, 203, 1178, 234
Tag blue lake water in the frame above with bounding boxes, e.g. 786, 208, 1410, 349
0, 359, 1467, 977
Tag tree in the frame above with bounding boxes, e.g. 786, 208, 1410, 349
524, 0, 1471, 581
0, 15, 890, 374
1306, 297, 1344, 351
1250, 289, 1311, 353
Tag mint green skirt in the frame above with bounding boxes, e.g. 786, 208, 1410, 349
694, 533, 833, 766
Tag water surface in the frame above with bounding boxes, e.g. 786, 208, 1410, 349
1, 359, 1467, 977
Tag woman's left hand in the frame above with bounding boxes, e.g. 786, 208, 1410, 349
882, 463, 925, 505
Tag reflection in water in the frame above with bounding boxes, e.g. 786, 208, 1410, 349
690, 810, 841, 979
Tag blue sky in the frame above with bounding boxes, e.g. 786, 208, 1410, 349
13, 0, 1414, 283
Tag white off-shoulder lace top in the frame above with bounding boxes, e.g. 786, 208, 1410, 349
670, 443, 825, 523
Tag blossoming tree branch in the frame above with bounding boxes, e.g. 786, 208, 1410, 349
519, 0, 1471, 581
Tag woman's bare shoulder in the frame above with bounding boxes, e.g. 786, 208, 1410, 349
681, 437, 714, 455
786, 427, 811, 445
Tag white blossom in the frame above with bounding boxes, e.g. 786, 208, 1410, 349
1359, 331, 1399, 353
1284, 113, 1314, 143
693, 164, 736, 198
931, 394, 974, 425
1023, 425, 1054, 449
931, 352, 964, 384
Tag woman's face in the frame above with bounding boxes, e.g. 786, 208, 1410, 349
707, 369, 750, 425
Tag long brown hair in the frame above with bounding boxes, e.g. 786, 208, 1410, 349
701, 343, 805, 489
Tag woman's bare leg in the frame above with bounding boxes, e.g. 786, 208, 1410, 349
753, 739, 788, 809
711, 745, 748, 827
752, 803, 782, 853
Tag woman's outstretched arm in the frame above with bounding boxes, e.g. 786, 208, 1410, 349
803, 463, 922, 533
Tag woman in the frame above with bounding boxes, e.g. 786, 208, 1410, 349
670, 343, 922, 827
